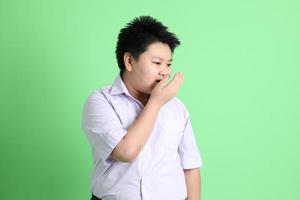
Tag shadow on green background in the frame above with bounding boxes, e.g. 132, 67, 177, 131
1, 0, 299, 199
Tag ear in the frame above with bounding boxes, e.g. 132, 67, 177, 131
123, 52, 134, 72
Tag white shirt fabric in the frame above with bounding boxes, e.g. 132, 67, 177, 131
82, 74, 203, 200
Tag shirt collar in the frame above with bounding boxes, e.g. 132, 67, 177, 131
110, 74, 130, 96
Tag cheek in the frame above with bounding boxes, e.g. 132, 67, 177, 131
137, 70, 155, 88
141, 66, 158, 79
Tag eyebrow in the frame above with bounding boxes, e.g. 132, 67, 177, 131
151, 56, 173, 62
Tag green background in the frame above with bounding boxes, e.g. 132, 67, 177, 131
1, 0, 299, 199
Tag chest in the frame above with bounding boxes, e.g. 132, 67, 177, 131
110, 97, 186, 150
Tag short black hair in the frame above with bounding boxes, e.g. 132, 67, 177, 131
115, 16, 181, 76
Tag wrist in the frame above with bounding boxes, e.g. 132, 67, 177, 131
146, 98, 162, 110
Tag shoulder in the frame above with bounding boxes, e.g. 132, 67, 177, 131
82, 86, 116, 114
171, 97, 189, 113
165, 96, 190, 120
85, 86, 112, 102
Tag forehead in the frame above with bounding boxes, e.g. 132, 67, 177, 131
144, 42, 173, 61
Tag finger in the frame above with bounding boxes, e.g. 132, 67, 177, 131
169, 72, 182, 85
165, 72, 183, 90
157, 75, 169, 88
179, 73, 184, 84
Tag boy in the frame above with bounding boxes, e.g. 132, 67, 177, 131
82, 16, 203, 200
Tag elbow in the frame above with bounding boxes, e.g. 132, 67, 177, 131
123, 154, 136, 163
111, 145, 137, 163
119, 149, 136, 162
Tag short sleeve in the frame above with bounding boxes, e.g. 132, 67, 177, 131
178, 108, 204, 169
81, 91, 127, 163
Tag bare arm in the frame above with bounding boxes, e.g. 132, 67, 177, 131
111, 99, 161, 162
184, 168, 201, 200
112, 72, 184, 162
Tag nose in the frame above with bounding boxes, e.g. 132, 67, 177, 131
159, 70, 166, 76
159, 66, 170, 77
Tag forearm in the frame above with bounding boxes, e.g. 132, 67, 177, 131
184, 168, 201, 200
114, 99, 161, 161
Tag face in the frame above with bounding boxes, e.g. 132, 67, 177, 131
124, 42, 173, 95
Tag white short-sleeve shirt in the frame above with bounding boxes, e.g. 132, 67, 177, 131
82, 74, 203, 200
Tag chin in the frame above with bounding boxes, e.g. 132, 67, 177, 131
143, 87, 153, 94
144, 90, 152, 95
148, 85, 156, 93
138, 87, 151, 95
